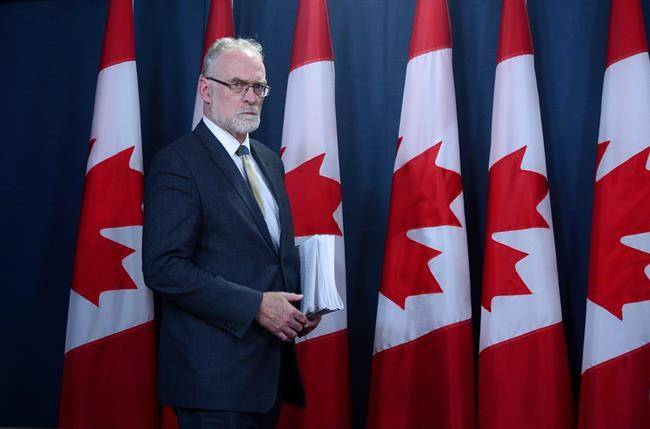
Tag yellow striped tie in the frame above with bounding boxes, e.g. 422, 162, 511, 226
236, 145, 265, 216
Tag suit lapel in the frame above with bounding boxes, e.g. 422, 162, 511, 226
194, 121, 277, 255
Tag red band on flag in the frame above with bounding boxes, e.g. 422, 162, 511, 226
99, 0, 136, 70
201, 0, 235, 59
290, 0, 334, 71
59, 322, 158, 429
367, 321, 475, 429
408, 0, 452, 60
578, 344, 650, 429
496, 0, 533, 63
606, 0, 649, 67
278, 331, 351, 429
479, 323, 575, 429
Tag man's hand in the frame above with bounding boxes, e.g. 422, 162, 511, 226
256, 292, 308, 342
298, 315, 321, 337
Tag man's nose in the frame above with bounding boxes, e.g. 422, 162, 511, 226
242, 86, 258, 103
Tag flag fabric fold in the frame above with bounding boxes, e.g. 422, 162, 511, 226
191, 0, 235, 129
277, 1, 350, 428
58, 1, 158, 428
579, 0, 650, 427
366, 1, 475, 427
478, 0, 574, 428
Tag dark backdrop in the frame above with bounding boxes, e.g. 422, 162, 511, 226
1, 0, 648, 427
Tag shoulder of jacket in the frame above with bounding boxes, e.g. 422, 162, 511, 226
251, 138, 281, 163
158, 132, 203, 158
149, 132, 203, 175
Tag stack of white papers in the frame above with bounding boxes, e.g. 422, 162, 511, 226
296, 234, 344, 318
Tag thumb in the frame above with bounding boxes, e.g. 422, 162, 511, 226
283, 292, 303, 302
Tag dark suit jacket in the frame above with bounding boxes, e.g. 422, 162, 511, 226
142, 120, 304, 412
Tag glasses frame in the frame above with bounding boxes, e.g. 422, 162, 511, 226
205, 76, 271, 98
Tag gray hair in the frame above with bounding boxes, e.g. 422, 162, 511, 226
201, 37, 264, 76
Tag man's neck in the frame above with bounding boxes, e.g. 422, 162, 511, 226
232, 132, 246, 143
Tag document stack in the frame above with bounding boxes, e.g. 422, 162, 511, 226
296, 234, 344, 318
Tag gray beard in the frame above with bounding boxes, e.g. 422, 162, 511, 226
219, 113, 260, 136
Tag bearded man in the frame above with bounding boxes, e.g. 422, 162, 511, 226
143, 37, 319, 429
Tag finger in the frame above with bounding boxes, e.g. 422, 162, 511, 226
282, 326, 298, 340
292, 311, 309, 325
277, 332, 289, 342
304, 320, 317, 329
287, 319, 303, 332
283, 293, 303, 302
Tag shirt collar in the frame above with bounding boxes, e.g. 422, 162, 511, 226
202, 116, 250, 157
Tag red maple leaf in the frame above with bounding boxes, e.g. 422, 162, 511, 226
284, 153, 342, 237
71, 145, 143, 306
380, 141, 463, 309
482, 145, 550, 311
588, 143, 650, 319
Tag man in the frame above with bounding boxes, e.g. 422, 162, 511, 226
143, 38, 319, 428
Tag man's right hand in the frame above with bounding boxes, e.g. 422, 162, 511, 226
255, 292, 309, 342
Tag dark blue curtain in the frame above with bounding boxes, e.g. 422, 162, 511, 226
1, 0, 648, 427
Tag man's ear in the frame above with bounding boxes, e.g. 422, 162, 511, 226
199, 77, 211, 104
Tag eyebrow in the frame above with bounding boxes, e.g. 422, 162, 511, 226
229, 77, 268, 85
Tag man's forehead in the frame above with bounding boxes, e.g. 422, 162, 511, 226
215, 49, 266, 80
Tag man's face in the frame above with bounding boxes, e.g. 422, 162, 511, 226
200, 49, 266, 142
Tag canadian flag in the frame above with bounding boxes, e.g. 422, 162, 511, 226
58, 1, 158, 428
366, 0, 475, 428
578, 0, 650, 427
478, 0, 574, 428
191, 0, 234, 129
277, 0, 350, 428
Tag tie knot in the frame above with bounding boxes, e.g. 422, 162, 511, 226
236, 145, 250, 157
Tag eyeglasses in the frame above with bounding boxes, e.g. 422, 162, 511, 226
205, 76, 271, 98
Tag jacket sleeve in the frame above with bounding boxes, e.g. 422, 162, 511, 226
142, 145, 262, 339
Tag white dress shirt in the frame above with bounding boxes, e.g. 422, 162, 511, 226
202, 117, 281, 250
